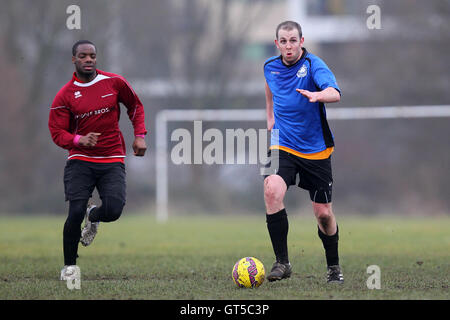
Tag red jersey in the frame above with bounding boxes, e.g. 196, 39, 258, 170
49, 70, 147, 163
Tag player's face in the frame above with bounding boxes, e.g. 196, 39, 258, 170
275, 29, 304, 66
72, 44, 97, 78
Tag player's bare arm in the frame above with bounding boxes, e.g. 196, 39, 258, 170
132, 136, 147, 156
296, 87, 340, 103
265, 81, 275, 130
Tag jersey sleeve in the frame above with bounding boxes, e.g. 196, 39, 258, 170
48, 92, 76, 150
116, 77, 147, 137
310, 56, 341, 95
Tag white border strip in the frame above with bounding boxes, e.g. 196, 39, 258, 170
68, 154, 126, 160
326, 105, 450, 119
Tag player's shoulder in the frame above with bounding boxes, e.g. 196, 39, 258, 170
97, 69, 119, 78
264, 55, 282, 69
97, 69, 130, 86
305, 51, 329, 68
58, 77, 75, 92
97, 70, 126, 81
53, 78, 75, 103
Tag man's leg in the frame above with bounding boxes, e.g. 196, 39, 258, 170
264, 174, 292, 281
81, 197, 124, 246
312, 201, 339, 265
312, 201, 343, 283
89, 196, 125, 222
264, 175, 289, 263
93, 162, 126, 222
63, 199, 88, 265
81, 162, 126, 246
297, 154, 343, 283
313, 201, 337, 235
62, 160, 96, 264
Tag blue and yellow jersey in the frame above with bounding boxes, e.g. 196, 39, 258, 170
264, 48, 340, 160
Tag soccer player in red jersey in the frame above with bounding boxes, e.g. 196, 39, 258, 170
49, 40, 147, 280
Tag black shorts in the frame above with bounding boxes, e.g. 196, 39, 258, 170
63, 160, 126, 203
264, 149, 333, 203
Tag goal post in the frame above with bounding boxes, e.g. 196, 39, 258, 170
155, 105, 450, 222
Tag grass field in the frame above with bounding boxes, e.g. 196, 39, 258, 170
0, 213, 448, 300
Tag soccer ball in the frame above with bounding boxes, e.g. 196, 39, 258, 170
232, 257, 265, 288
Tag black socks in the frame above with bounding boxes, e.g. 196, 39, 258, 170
266, 209, 289, 264
266, 209, 340, 267
318, 225, 340, 267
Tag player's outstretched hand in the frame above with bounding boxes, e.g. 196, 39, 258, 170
79, 132, 101, 147
297, 87, 340, 103
296, 89, 319, 103
132, 137, 147, 156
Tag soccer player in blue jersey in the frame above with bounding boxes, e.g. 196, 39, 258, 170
263, 21, 344, 283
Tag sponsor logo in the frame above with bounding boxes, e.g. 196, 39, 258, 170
75, 107, 111, 119
296, 64, 307, 78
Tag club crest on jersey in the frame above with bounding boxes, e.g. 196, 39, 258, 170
296, 64, 307, 78
74, 91, 82, 99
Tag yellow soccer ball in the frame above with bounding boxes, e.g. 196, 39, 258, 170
232, 257, 265, 288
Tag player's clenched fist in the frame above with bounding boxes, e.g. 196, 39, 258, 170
132, 136, 147, 156
79, 132, 101, 147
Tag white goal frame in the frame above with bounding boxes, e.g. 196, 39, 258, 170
155, 105, 450, 222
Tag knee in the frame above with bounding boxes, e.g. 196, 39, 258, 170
66, 199, 88, 226
108, 207, 123, 222
103, 197, 125, 222
313, 203, 332, 222
264, 176, 285, 206
63, 218, 80, 237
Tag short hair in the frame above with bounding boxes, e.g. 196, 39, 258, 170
276, 21, 302, 39
72, 40, 96, 56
